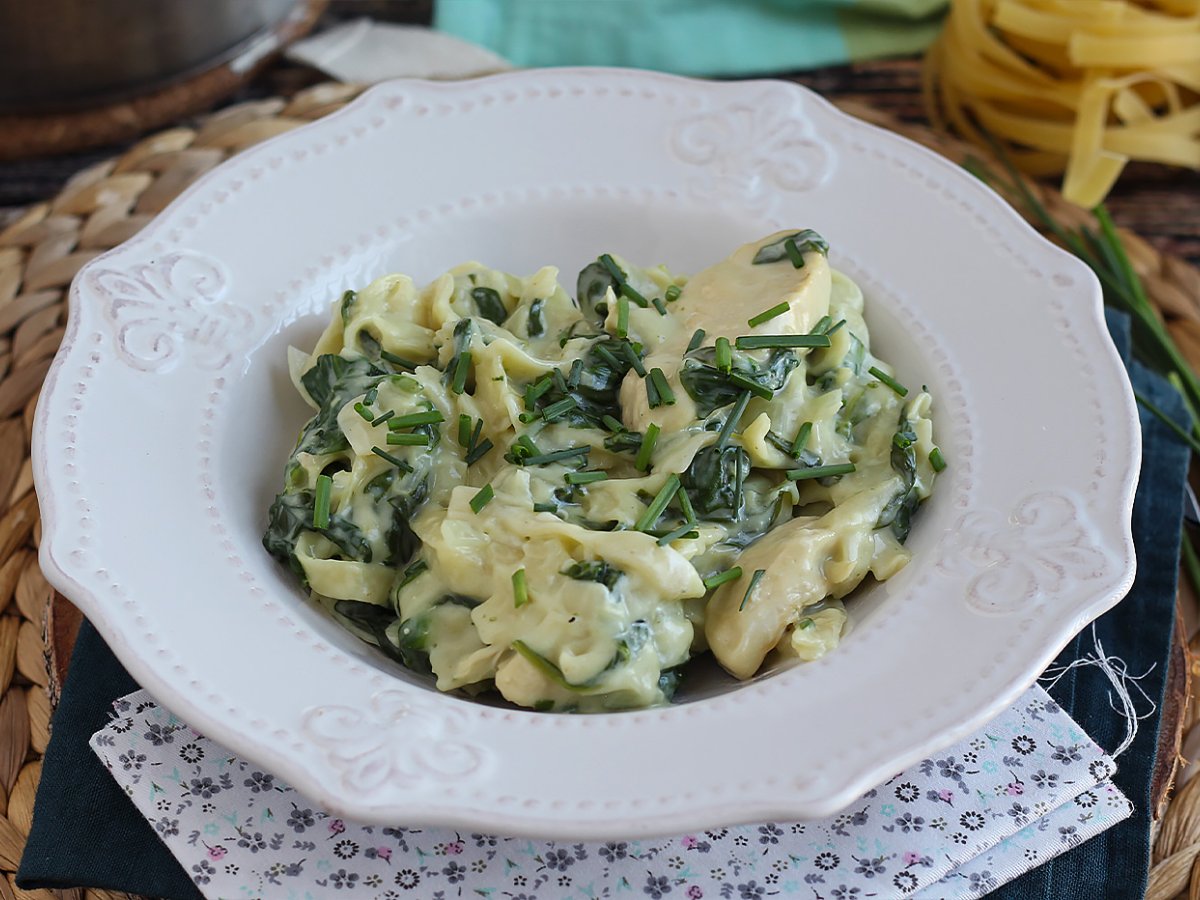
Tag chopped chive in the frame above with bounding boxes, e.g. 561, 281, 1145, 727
512, 568, 529, 607
533, 502, 557, 513
599, 253, 625, 283
389, 410, 444, 428
784, 238, 805, 268
649, 368, 675, 405
798, 617, 815, 630
786, 463, 856, 481
656, 524, 699, 546
622, 282, 649, 308
312, 474, 332, 529
812, 315, 832, 335
868, 366, 908, 397
567, 359, 584, 389
616, 296, 630, 338
645, 372, 662, 408
371, 410, 395, 427
450, 350, 472, 394
371, 446, 410, 470
703, 566, 742, 591
353, 401, 374, 421
715, 337, 732, 373
635, 423, 660, 471
930, 447, 947, 472
566, 470, 608, 485
619, 341, 646, 376
727, 372, 774, 401
387, 432, 429, 446
687, 329, 706, 352
677, 485, 696, 524
515, 434, 541, 457
716, 391, 752, 449
465, 438, 494, 466
380, 350, 419, 369
739, 568, 766, 611
594, 344, 623, 370
652, 297, 668, 315
735, 334, 830, 350
397, 558, 428, 591
747, 301, 790, 328
526, 375, 554, 407
790, 421, 813, 458
457, 413, 472, 446
551, 368, 569, 394
634, 474, 681, 532
518, 411, 541, 424
470, 484, 495, 513
470, 418, 483, 447
364, 386, 378, 406
542, 396, 578, 421
524, 446, 590, 466
892, 431, 913, 451
602, 414, 625, 433
665, 284, 682, 302
825, 318, 847, 336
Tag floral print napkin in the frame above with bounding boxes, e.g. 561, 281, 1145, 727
91, 686, 1129, 899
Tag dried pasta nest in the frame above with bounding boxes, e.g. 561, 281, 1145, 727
924, 0, 1200, 206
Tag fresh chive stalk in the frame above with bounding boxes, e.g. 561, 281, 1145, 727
371, 410, 395, 427
715, 337, 732, 373
649, 368, 675, 405
656, 524, 699, 546
465, 438, 494, 466
929, 447, 947, 472
371, 446, 410, 469
739, 568, 766, 611
458, 413, 472, 447
353, 402, 374, 421
635, 423, 660, 471
389, 410, 444, 428
812, 315, 832, 335
784, 238, 805, 268
687, 329, 706, 352
470, 484, 494, 513
646, 373, 662, 408
542, 397, 578, 421
825, 319, 847, 336
635, 475, 681, 532
703, 566, 742, 590
677, 485, 696, 524
620, 341, 646, 376
602, 414, 625, 433
869, 366, 908, 397
512, 568, 529, 607
616, 296, 630, 338
790, 421, 813, 458
566, 470, 608, 485
787, 463, 856, 481
748, 301, 790, 327
380, 350, 418, 369
312, 474, 332, 529
397, 558, 428, 591
665, 285, 682, 302
387, 432, 428, 446
450, 351, 472, 394
567, 359, 583, 389
728, 372, 774, 401
735, 334, 830, 350
652, 297, 668, 315
524, 446, 589, 466
716, 391, 752, 449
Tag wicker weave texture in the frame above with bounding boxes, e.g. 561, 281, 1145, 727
0, 81, 1196, 900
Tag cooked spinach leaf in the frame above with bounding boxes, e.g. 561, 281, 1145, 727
296, 354, 385, 455
527, 298, 546, 337
682, 444, 750, 521
752, 229, 829, 265
878, 417, 920, 542
562, 559, 624, 590
576, 260, 619, 326
680, 347, 798, 417
471, 286, 508, 324
263, 488, 372, 573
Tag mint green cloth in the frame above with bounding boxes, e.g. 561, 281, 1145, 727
433, 0, 946, 75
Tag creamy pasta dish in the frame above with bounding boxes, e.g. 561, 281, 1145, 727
264, 231, 943, 712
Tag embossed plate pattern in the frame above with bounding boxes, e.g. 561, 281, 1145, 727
32, 69, 1139, 838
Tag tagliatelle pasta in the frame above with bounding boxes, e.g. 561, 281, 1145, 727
263, 233, 941, 712
925, 0, 1200, 206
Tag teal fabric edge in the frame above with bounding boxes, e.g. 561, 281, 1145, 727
433, 0, 948, 75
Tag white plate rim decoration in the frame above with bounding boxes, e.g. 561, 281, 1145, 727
33, 68, 1139, 839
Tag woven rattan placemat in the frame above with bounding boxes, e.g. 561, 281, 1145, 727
0, 81, 1198, 900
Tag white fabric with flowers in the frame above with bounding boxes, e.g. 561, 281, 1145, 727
91, 686, 1129, 899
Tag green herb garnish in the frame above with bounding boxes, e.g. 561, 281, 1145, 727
687, 329, 706, 352
869, 366, 908, 397
747, 302, 791, 328
353, 401, 374, 421
470, 484, 494, 513
783, 239, 805, 268
312, 474, 332, 529
371, 446, 410, 470
380, 350, 419, 369
389, 410, 444, 428
387, 432, 429, 446
649, 368, 675, 405
542, 396, 578, 421
512, 569, 529, 607
566, 470, 608, 485
752, 230, 829, 265
616, 295, 630, 338
930, 447, 947, 472
635, 423, 660, 471
619, 341, 646, 376
790, 421, 813, 458
715, 337, 732, 373
523, 446, 589, 466
370, 410, 395, 427
716, 391, 751, 449
665, 285, 681, 302
652, 297, 668, 315
465, 438, 494, 466
735, 334, 831, 350
450, 350, 471, 395
635, 474, 681, 532
739, 568, 766, 611
703, 566, 742, 590
656, 524, 699, 545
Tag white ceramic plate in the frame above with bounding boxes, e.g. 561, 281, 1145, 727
34, 69, 1139, 839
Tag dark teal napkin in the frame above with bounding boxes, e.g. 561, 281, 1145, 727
18, 311, 1187, 899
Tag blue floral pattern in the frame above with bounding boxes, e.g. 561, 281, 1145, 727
90, 687, 1130, 899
